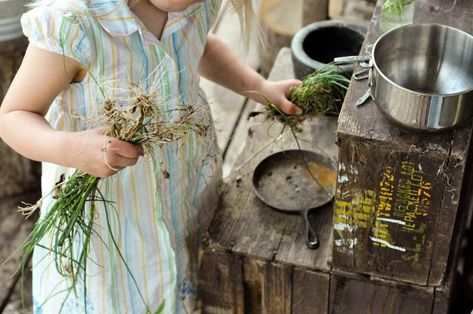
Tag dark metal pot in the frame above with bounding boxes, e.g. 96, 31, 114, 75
371, 23, 473, 131
291, 20, 367, 80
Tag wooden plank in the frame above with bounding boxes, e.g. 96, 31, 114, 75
429, 127, 473, 285
199, 250, 245, 314
329, 271, 434, 314
292, 268, 329, 314
432, 140, 473, 311
333, 139, 447, 285
275, 192, 334, 271
242, 258, 264, 314
262, 263, 292, 314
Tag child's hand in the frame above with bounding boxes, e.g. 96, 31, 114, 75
259, 79, 303, 115
68, 128, 144, 178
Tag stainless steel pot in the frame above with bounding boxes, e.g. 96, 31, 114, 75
371, 23, 473, 130
335, 23, 473, 131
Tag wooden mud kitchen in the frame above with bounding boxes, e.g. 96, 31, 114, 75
198, 0, 473, 313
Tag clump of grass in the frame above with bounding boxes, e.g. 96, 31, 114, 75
381, 0, 415, 21
9, 86, 205, 314
288, 66, 350, 116
263, 65, 350, 130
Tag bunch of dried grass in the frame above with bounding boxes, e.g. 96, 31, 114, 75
263, 65, 350, 130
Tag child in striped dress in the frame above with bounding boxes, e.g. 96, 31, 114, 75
0, 0, 302, 312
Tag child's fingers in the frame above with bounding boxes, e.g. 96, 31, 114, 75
284, 80, 302, 97
104, 149, 139, 169
279, 99, 303, 115
106, 138, 144, 159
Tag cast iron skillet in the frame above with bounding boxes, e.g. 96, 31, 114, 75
252, 149, 336, 249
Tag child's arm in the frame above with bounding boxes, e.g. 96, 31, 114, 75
199, 34, 302, 115
0, 45, 143, 178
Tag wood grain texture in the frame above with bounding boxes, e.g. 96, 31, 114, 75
262, 263, 292, 314
199, 250, 245, 314
329, 271, 434, 314
242, 258, 264, 314
292, 268, 329, 314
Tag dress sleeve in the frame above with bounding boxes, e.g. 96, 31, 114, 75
21, 7, 91, 68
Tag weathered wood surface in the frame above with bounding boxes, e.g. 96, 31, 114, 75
262, 263, 292, 314
333, 0, 473, 286
292, 268, 329, 313
0, 37, 41, 199
199, 250, 245, 313
329, 271, 435, 314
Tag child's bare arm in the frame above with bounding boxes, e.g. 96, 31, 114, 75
0, 45, 143, 177
199, 34, 302, 115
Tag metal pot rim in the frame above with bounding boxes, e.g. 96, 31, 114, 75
372, 23, 473, 97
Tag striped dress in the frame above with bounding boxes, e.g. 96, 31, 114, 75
20, 0, 222, 312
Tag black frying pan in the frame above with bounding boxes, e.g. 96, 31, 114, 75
252, 149, 336, 249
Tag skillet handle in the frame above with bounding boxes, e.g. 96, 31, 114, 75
302, 210, 319, 249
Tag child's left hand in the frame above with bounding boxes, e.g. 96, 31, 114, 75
257, 79, 303, 115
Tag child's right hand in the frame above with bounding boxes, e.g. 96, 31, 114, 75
68, 128, 144, 178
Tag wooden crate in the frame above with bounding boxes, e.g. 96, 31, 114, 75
333, 0, 473, 286
198, 48, 463, 314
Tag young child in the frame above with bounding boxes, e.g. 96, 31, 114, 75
0, 0, 301, 312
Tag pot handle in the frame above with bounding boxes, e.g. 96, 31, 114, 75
369, 67, 376, 87
302, 210, 319, 249
333, 55, 371, 65
353, 68, 370, 80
